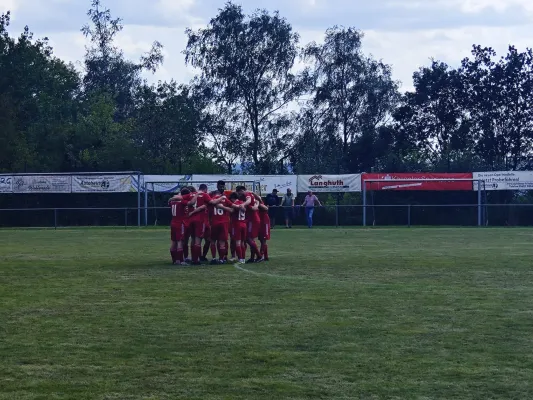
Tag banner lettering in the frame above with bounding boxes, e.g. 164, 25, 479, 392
192, 175, 297, 194
473, 171, 533, 190
362, 173, 473, 190
297, 174, 361, 192
72, 175, 134, 193
0, 176, 12, 193
13, 175, 71, 193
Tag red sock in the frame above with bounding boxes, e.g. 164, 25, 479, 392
170, 249, 177, 263
210, 242, 217, 258
248, 241, 260, 259
260, 242, 265, 257
193, 244, 201, 262
240, 244, 247, 260
177, 249, 184, 263
202, 241, 210, 258
263, 243, 268, 259
218, 243, 226, 260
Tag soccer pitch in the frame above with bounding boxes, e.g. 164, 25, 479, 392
1, 227, 532, 399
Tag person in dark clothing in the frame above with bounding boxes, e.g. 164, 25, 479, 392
265, 189, 280, 228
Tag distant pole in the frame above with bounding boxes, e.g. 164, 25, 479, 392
144, 184, 149, 227
362, 181, 367, 226
137, 172, 141, 227
477, 180, 481, 227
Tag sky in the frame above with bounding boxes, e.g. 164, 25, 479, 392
1, 0, 532, 92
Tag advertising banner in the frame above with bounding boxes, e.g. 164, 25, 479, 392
13, 175, 71, 193
362, 173, 473, 191
473, 171, 533, 190
143, 175, 193, 193
192, 175, 297, 194
72, 175, 134, 193
0, 176, 12, 193
297, 174, 361, 192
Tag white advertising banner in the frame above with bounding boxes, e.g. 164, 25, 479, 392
72, 175, 135, 193
0, 176, 12, 193
192, 174, 297, 194
298, 174, 361, 192
143, 175, 193, 193
13, 175, 71, 193
473, 171, 533, 190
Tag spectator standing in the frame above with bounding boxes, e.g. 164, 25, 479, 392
265, 188, 280, 228
302, 191, 322, 228
281, 188, 295, 228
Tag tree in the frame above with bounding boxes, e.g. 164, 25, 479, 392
302, 26, 399, 172
132, 81, 218, 174
0, 12, 80, 172
460, 45, 533, 170
393, 61, 474, 172
81, 0, 163, 121
184, 2, 303, 173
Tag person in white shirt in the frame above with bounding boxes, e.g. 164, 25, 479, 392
302, 191, 322, 228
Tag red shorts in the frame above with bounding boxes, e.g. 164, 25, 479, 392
259, 221, 270, 240
211, 222, 229, 241
247, 220, 260, 239
189, 218, 207, 238
232, 223, 247, 241
170, 222, 185, 241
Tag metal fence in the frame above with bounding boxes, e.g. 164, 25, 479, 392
2, 204, 533, 228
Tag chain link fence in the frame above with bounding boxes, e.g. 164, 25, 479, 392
2, 204, 533, 228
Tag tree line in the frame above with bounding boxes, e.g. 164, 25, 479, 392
1, 1, 533, 176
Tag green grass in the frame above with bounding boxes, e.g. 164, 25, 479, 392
1, 227, 533, 399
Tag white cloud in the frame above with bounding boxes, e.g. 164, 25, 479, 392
298, 23, 533, 92
0, 0, 18, 13
156, 0, 195, 19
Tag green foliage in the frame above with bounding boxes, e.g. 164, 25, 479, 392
1, 2, 533, 176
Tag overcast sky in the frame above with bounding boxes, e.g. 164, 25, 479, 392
1, 0, 532, 91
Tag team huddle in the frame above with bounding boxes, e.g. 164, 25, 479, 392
168, 180, 270, 265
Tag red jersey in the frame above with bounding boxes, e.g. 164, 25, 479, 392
211, 194, 233, 225
170, 197, 190, 224
245, 194, 261, 223
259, 207, 270, 225
190, 191, 212, 222
231, 200, 247, 226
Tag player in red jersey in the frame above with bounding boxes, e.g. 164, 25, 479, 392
229, 192, 248, 263
258, 201, 270, 261
169, 188, 192, 265
235, 186, 262, 263
209, 190, 234, 263
180, 186, 197, 262
214, 180, 237, 261
187, 184, 226, 265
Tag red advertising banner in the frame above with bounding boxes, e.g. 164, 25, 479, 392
362, 173, 473, 191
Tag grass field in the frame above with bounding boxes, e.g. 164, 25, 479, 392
1, 227, 533, 399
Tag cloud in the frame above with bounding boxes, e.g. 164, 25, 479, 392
298, 23, 533, 92
4, 0, 533, 94
0, 0, 18, 14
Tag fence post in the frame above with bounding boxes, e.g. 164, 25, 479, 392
54, 208, 57, 230
477, 181, 481, 227
144, 185, 148, 226
362, 182, 366, 226
137, 172, 141, 227
407, 204, 411, 227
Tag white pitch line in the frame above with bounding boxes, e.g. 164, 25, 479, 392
233, 263, 310, 281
